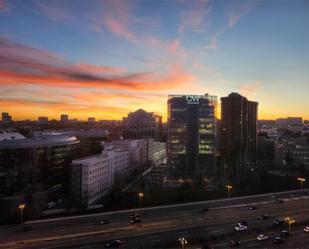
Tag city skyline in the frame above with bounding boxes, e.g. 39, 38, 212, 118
0, 0, 309, 121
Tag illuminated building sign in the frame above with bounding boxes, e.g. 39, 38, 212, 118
186, 95, 200, 104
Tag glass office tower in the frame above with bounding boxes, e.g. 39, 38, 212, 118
167, 94, 217, 187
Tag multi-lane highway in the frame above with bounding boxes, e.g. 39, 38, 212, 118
0, 189, 309, 249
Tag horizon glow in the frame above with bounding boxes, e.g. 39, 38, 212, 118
0, 0, 308, 121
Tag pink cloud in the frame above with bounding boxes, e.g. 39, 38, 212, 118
0, 0, 9, 12
0, 36, 196, 91
228, 0, 260, 28
239, 81, 262, 96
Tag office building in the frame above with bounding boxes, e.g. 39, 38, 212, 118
71, 146, 129, 207
0, 133, 79, 197
122, 109, 162, 141
71, 154, 112, 207
167, 94, 217, 187
220, 92, 258, 184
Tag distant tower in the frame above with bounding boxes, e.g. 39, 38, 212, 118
1, 112, 12, 124
122, 109, 162, 141
38, 116, 48, 125
61, 114, 69, 123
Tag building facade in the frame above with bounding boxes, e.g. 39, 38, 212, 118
122, 109, 162, 141
220, 92, 258, 184
167, 94, 217, 187
71, 154, 112, 207
0, 133, 79, 197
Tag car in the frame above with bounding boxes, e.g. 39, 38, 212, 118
234, 225, 248, 231
259, 215, 269, 220
99, 220, 110, 225
272, 194, 278, 198
131, 217, 142, 223
280, 230, 292, 238
200, 207, 209, 213
105, 240, 123, 248
129, 213, 140, 219
229, 240, 240, 247
272, 236, 285, 244
257, 234, 268, 241
304, 226, 309, 232
248, 206, 257, 210
273, 218, 285, 226
275, 199, 284, 204
237, 220, 248, 227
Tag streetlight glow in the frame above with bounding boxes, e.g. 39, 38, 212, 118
297, 177, 306, 195
226, 184, 233, 198
138, 192, 144, 208
18, 203, 26, 225
178, 237, 188, 249
284, 217, 296, 233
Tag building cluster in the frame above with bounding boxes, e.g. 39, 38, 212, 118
258, 117, 309, 172
2, 91, 309, 212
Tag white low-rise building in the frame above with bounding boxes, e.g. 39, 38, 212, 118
71, 154, 112, 207
71, 146, 129, 207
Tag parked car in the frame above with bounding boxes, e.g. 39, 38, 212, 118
248, 206, 257, 210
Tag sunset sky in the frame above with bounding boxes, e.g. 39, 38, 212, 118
0, 0, 308, 121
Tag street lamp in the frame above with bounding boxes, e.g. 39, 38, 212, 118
18, 203, 26, 225
284, 217, 296, 233
226, 185, 233, 198
297, 177, 306, 195
138, 192, 144, 208
178, 237, 188, 249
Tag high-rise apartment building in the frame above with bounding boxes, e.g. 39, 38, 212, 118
167, 94, 217, 187
220, 92, 258, 184
122, 109, 162, 141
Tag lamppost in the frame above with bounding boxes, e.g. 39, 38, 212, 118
297, 177, 306, 195
226, 185, 233, 198
178, 237, 188, 249
284, 217, 296, 233
138, 192, 144, 208
18, 203, 26, 225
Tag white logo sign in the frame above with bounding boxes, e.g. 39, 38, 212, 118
186, 95, 200, 104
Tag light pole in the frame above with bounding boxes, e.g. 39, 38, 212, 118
284, 217, 295, 233
297, 177, 306, 195
226, 184, 233, 198
18, 203, 26, 225
178, 237, 188, 249
138, 192, 144, 208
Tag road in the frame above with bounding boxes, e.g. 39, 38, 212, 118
0, 189, 308, 249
